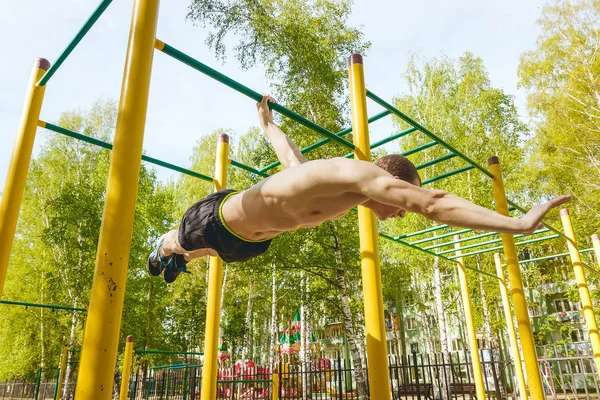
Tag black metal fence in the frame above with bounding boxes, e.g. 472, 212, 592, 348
126, 364, 273, 399
388, 350, 514, 400
124, 350, 513, 399
275, 351, 513, 400
3, 344, 600, 399
0, 369, 59, 400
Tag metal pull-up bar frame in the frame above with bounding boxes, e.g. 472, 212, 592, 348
1, 1, 598, 399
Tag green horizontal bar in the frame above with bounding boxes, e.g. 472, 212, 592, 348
259, 111, 391, 173
416, 153, 456, 170
141, 155, 213, 182
0, 300, 86, 312
403, 141, 437, 157
366, 91, 494, 178
230, 160, 270, 178
343, 127, 421, 159
397, 224, 450, 240
136, 350, 204, 355
402, 207, 517, 245
438, 237, 505, 256
42, 122, 214, 182
44, 122, 112, 149
39, 0, 113, 86
421, 165, 475, 185
517, 248, 593, 265
369, 127, 418, 150
408, 228, 473, 245
435, 229, 551, 256
449, 234, 561, 259
379, 233, 500, 281
379, 233, 454, 263
217, 380, 272, 384
424, 231, 498, 250
424, 228, 550, 251
159, 42, 354, 150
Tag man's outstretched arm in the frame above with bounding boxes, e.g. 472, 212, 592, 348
353, 160, 571, 234
257, 95, 308, 168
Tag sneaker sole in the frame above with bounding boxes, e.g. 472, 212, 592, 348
148, 255, 164, 276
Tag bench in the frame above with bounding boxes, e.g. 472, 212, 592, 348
449, 382, 477, 398
394, 383, 433, 400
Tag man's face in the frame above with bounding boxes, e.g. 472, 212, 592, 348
374, 205, 407, 221
373, 176, 420, 221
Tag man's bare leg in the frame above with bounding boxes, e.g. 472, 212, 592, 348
160, 229, 218, 261
160, 230, 185, 257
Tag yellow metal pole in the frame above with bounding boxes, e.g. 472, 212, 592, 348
488, 156, 544, 400
560, 209, 600, 379
75, 0, 159, 398
454, 237, 486, 400
201, 134, 230, 400
494, 253, 527, 400
55, 346, 68, 400
271, 367, 279, 400
348, 54, 391, 400
119, 336, 134, 400
0, 58, 49, 300
593, 234, 600, 267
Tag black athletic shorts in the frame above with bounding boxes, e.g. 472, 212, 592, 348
177, 189, 272, 263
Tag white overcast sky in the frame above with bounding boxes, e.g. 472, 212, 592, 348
0, 0, 546, 189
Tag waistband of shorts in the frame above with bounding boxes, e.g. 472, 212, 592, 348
217, 190, 271, 243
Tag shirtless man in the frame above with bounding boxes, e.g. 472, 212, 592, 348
149, 96, 570, 283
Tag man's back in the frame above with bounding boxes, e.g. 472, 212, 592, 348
221, 157, 373, 241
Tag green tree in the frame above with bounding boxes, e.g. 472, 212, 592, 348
379, 53, 528, 360
187, 0, 370, 163
518, 0, 600, 236
0, 100, 176, 382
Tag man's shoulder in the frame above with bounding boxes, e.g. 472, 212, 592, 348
304, 157, 368, 168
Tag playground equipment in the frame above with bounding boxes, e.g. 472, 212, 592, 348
2, 0, 600, 398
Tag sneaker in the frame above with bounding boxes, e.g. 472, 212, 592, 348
163, 253, 189, 284
148, 235, 173, 276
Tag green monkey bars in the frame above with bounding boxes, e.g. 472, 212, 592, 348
516, 248, 593, 265
35, 1, 593, 277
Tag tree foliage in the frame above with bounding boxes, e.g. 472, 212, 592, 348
519, 0, 600, 235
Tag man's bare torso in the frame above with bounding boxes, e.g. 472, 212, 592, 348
221, 158, 370, 241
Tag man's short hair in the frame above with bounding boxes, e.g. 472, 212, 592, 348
374, 154, 421, 186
